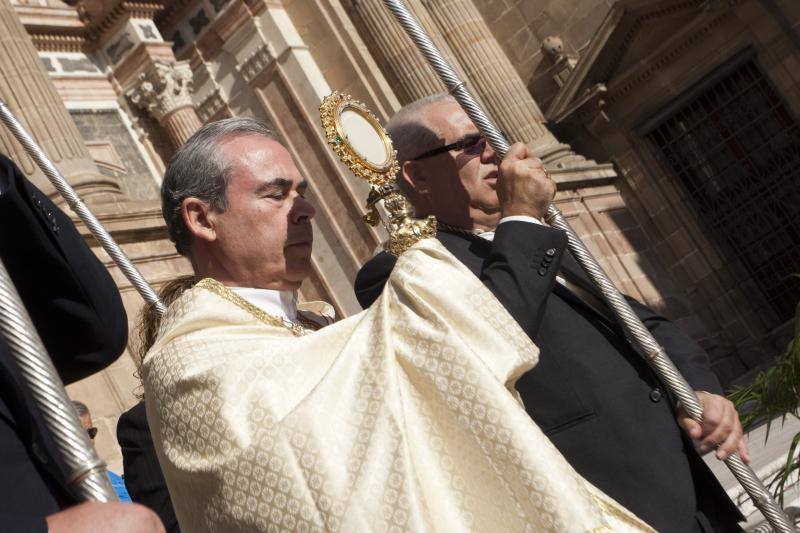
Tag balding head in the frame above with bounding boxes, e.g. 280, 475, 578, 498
385, 94, 502, 231
387, 94, 456, 196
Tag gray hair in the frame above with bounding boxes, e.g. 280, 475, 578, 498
71, 400, 89, 418
386, 93, 455, 198
161, 117, 277, 256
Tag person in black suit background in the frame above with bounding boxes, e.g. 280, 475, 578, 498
117, 402, 179, 532
116, 276, 194, 533
354, 95, 746, 532
0, 154, 163, 532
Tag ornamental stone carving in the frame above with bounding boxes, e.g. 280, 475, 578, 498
197, 87, 227, 123
127, 59, 195, 122
237, 44, 274, 84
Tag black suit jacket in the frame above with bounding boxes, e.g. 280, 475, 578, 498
0, 155, 128, 531
117, 401, 180, 532
355, 222, 743, 533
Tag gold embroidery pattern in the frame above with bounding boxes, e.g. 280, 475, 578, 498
195, 278, 306, 336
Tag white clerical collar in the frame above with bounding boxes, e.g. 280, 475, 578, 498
229, 287, 298, 322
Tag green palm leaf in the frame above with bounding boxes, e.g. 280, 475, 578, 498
729, 289, 800, 504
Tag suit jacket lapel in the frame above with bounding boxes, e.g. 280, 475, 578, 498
557, 253, 624, 333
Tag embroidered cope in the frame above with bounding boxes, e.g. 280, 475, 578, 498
143, 239, 652, 532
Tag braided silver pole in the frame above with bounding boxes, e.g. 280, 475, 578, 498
381, 0, 795, 530
0, 100, 166, 315
0, 257, 116, 502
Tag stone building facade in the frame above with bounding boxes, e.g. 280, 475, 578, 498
1, 0, 798, 496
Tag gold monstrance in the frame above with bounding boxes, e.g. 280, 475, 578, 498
319, 92, 436, 255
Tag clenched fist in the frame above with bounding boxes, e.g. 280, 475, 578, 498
496, 143, 555, 220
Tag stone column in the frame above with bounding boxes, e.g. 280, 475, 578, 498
127, 60, 202, 149
341, 0, 460, 105
418, 0, 567, 158
0, 0, 120, 201
344, 0, 612, 179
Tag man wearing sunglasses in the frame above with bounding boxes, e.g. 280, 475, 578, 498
354, 94, 745, 532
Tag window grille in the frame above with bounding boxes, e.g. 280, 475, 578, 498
647, 59, 800, 321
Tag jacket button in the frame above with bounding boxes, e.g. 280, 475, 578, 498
543, 255, 553, 263
538, 267, 547, 276
546, 248, 556, 257
649, 388, 663, 403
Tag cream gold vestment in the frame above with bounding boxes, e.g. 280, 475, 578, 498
143, 239, 653, 532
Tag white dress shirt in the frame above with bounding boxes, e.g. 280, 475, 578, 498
230, 286, 298, 323
478, 215, 542, 241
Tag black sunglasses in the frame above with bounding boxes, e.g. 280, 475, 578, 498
410, 131, 508, 161
87, 427, 98, 439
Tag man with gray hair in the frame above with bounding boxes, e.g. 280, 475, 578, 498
137, 116, 656, 532
354, 95, 745, 532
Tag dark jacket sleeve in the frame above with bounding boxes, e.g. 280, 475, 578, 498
0, 155, 127, 384
478, 221, 568, 337
560, 249, 722, 394
0, 515, 48, 532
117, 402, 180, 532
629, 299, 723, 394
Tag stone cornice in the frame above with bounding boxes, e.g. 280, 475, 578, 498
30, 33, 87, 53
547, 0, 704, 122
547, 0, 741, 126
15, 4, 84, 31
113, 41, 177, 88
549, 83, 608, 125
213, 0, 254, 44
171, 0, 259, 62
83, 1, 166, 50
72, 200, 170, 244
602, 9, 734, 109
16, 1, 166, 52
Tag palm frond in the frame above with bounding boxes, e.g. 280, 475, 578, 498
729, 295, 800, 503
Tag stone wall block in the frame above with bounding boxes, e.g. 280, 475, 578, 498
0, 0, 116, 200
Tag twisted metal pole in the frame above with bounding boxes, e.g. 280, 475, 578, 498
0, 257, 116, 502
380, 0, 795, 530
0, 99, 166, 315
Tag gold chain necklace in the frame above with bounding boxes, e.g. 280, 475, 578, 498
436, 221, 484, 237
196, 278, 318, 337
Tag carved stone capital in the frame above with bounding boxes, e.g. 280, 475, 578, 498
127, 59, 195, 123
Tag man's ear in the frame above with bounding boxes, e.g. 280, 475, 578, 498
182, 197, 217, 244
401, 160, 430, 197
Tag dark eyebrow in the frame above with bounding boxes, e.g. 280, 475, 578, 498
255, 177, 292, 195
255, 178, 308, 195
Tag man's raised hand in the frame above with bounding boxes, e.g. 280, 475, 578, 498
496, 142, 555, 221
